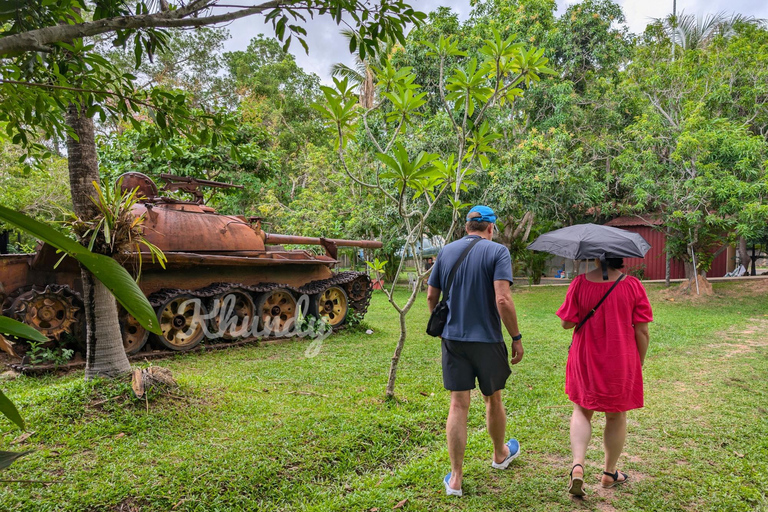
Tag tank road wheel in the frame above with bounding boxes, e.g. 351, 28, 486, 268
311, 286, 348, 328
208, 289, 256, 340
255, 289, 297, 336
154, 294, 207, 351
7, 285, 82, 340
119, 308, 149, 355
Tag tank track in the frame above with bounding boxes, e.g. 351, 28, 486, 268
147, 271, 373, 332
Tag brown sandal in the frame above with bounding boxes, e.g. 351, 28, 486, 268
568, 464, 586, 496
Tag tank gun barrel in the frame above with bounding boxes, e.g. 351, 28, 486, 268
264, 233, 382, 249
159, 173, 244, 203
159, 173, 245, 190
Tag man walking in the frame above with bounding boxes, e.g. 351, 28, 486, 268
427, 205, 524, 497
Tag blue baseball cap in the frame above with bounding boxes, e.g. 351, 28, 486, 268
466, 205, 497, 223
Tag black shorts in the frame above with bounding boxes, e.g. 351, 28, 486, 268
441, 339, 512, 396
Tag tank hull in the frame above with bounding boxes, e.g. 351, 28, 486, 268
1, 248, 372, 359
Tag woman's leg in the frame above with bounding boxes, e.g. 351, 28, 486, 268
570, 403, 594, 479
602, 411, 628, 485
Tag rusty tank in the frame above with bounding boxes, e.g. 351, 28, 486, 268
0, 172, 382, 358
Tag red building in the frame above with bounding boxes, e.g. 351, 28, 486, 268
604, 216, 731, 280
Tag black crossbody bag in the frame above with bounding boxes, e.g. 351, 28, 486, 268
573, 274, 625, 333
426, 237, 483, 337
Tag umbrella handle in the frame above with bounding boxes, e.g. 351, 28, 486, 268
600, 255, 609, 281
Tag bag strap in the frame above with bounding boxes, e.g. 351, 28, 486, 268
442, 236, 483, 301
574, 274, 625, 333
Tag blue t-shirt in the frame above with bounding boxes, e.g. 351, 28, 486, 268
427, 235, 513, 343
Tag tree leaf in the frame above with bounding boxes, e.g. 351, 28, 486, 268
0, 450, 31, 470
0, 389, 24, 430
0, 316, 47, 343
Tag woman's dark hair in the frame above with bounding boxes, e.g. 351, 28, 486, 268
606, 257, 624, 270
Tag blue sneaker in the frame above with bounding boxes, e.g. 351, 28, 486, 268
443, 472, 462, 496
491, 439, 521, 469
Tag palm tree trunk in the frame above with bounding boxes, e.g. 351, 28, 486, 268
361, 67, 375, 109
66, 104, 131, 379
66, 105, 100, 219
82, 270, 131, 378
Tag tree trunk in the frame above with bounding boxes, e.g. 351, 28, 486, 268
360, 67, 375, 109
66, 104, 131, 379
82, 270, 132, 379
683, 260, 694, 280
738, 236, 749, 272
385, 311, 407, 399
66, 104, 101, 220
665, 250, 671, 287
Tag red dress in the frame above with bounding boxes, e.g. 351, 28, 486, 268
556, 274, 653, 412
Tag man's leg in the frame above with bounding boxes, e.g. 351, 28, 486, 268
447, 390, 471, 490
484, 390, 509, 463
570, 403, 594, 481
601, 411, 628, 485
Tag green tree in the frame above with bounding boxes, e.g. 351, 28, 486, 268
616, 23, 768, 285
0, 138, 71, 250
225, 35, 329, 175
100, 26, 233, 110
546, 0, 632, 87
487, 127, 607, 274
316, 29, 554, 397
470, 1, 633, 266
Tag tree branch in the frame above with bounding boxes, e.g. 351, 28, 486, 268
437, 55, 460, 136
0, 1, 280, 56
0, 79, 157, 110
644, 92, 679, 129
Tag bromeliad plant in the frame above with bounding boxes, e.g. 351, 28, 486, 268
317, 29, 555, 398
66, 179, 167, 280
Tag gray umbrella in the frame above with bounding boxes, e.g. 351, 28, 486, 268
526, 223, 651, 260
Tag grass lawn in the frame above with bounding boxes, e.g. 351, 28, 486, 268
1, 281, 767, 511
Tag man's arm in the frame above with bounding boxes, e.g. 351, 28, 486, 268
494, 280, 523, 365
427, 285, 441, 313
634, 322, 650, 366
561, 319, 577, 330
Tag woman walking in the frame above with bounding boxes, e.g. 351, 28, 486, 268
556, 258, 652, 496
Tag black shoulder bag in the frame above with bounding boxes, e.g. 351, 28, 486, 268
573, 274, 625, 333
426, 236, 483, 337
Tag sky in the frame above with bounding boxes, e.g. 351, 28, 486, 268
220, 0, 768, 83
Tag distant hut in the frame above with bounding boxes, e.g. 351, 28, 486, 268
604, 216, 732, 280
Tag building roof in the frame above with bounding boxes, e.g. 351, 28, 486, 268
605, 215, 663, 227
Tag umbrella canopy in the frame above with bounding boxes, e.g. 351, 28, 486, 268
526, 223, 651, 260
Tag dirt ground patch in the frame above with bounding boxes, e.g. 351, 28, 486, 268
648, 276, 768, 304
710, 317, 768, 357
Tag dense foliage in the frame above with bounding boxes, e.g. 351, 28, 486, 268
5, 0, 768, 275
